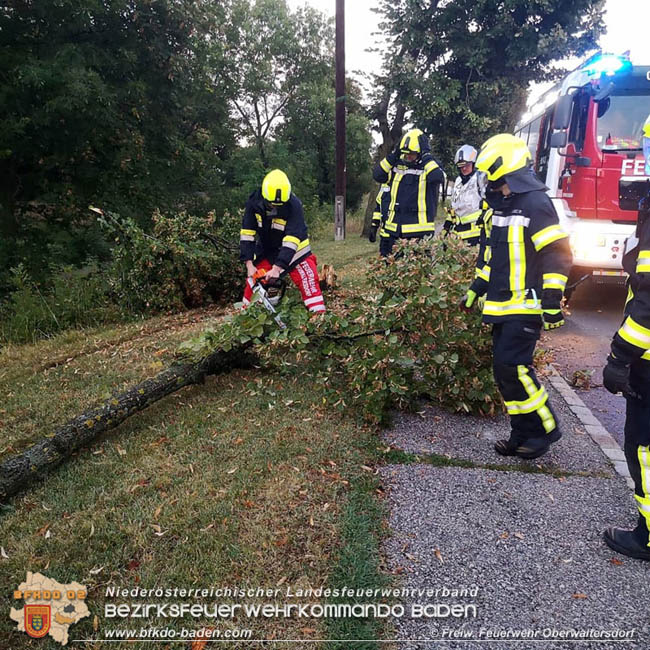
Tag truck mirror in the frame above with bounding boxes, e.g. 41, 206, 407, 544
594, 81, 615, 103
597, 97, 610, 118
575, 156, 591, 167
552, 95, 573, 130
550, 131, 568, 149
619, 178, 650, 211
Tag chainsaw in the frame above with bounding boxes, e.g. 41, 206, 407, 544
250, 268, 287, 330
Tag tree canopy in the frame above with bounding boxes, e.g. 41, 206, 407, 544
0, 0, 372, 296
368, 0, 606, 178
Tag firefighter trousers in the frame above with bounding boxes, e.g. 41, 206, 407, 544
492, 320, 558, 441
379, 233, 397, 257
623, 360, 650, 544
242, 254, 326, 313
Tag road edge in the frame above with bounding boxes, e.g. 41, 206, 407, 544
546, 365, 634, 490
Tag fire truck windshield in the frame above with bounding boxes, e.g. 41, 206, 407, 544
597, 91, 650, 152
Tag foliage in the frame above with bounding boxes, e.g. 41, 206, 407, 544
362, 0, 606, 231
571, 368, 594, 390
182, 237, 500, 422
278, 78, 373, 212
97, 209, 241, 314
0, 263, 114, 344
0, 0, 237, 290
223, 0, 334, 167
0, 0, 373, 300
399, 0, 606, 170
222, 0, 372, 213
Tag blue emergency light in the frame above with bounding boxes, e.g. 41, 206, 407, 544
583, 53, 631, 77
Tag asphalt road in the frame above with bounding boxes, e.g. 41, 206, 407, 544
542, 278, 628, 446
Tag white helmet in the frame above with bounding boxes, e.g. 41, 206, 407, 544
454, 144, 478, 167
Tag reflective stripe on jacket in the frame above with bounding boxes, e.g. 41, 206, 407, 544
451, 172, 486, 240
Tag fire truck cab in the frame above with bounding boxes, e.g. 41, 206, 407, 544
514, 53, 650, 296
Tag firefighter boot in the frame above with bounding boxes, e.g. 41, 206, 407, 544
493, 432, 524, 457
603, 515, 650, 561
495, 428, 562, 460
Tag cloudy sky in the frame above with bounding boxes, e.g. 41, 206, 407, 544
286, 0, 650, 106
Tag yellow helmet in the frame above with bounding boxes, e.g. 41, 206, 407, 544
476, 134, 531, 182
262, 169, 291, 205
399, 128, 426, 154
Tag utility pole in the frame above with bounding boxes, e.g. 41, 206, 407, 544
334, 0, 346, 240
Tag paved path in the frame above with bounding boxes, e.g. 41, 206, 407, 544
380, 382, 650, 649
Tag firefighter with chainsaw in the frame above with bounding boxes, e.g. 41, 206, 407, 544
372, 129, 445, 257
461, 134, 572, 459
240, 169, 326, 314
601, 132, 650, 560
443, 144, 489, 246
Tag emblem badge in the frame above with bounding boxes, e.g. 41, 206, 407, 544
25, 604, 51, 638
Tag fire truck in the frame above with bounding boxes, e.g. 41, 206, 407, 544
514, 52, 650, 298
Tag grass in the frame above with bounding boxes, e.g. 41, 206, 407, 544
325, 475, 394, 650
0, 202, 594, 648
0, 221, 386, 650
0, 307, 226, 461
312, 207, 377, 290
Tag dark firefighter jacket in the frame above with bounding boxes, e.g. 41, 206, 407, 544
239, 190, 310, 271
469, 170, 573, 323
372, 152, 445, 238
612, 206, 650, 364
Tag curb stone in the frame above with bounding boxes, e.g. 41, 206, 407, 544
547, 365, 635, 490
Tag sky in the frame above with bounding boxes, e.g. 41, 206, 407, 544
286, 0, 650, 109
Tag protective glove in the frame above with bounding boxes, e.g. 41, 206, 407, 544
543, 308, 564, 330
459, 289, 477, 312
541, 288, 565, 330
385, 150, 399, 167
603, 354, 639, 399
417, 133, 431, 154
478, 294, 486, 311
368, 225, 378, 243
264, 276, 284, 307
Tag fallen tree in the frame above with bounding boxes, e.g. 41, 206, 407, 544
0, 345, 256, 501
1, 236, 500, 501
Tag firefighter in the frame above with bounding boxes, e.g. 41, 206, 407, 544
239, 169, 326, 314
601, 183, 650, 561
443, 144, 487, 245
461, 134, 572, 459
372, 129, 445, 257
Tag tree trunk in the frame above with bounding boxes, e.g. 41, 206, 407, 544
256, 136, 269, 169
0, 345, 256, 501
361, 96, 406, 237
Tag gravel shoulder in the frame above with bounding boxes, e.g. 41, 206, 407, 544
380, 465, 648, 649
383, 382, 614, 476
379, 377, 648, 649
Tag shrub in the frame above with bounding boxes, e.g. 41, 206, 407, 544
98, 208, 241, 314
